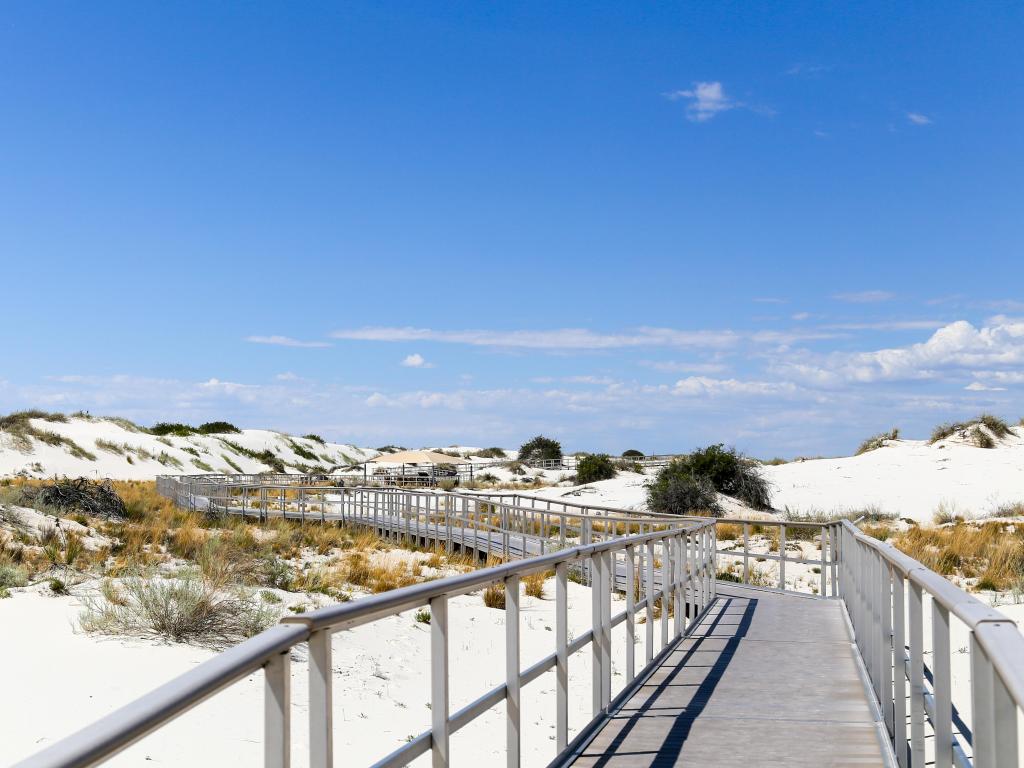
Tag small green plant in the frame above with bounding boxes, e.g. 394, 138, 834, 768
576, 454, 617, 484
414, 607, 431, 624
50, 578, 68, 595
473, 447, 506, 459
303, 434, 326, 444
149, 422, 196, 437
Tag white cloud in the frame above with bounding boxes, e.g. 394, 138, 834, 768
641, 360, 730, 374
964, 382, 1006, 392
400, 353, 434, 369
907, 112, 932, 126
672, 376, 798, 398
832, 290, 895, 303
332, 326, 739, 350
822, 320, 946, 331
665, 82, 737, 122
774, 318, 1024, 384
792, 312, 810, 321
275, 372, 299, 381
246, 335, 331, 348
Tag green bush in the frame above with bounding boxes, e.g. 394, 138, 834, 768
647, 444, 772, 514
197, 421, 241, 435
518, 435, 562, 464
621, 449, 644, 458
303, 434, 325, 444
576, 454, 617, 484
931, 414, 1011, 444
149, 422, 196, 437
646, 468, 721, 516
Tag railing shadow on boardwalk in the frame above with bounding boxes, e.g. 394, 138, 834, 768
581, 597, 757, 768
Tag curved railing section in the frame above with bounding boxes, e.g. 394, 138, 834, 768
17, 499, 716, 768
17, 476, 1024, 768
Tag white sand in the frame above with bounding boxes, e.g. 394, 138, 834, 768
3, 579, 640, 767
0, 415, 377, 480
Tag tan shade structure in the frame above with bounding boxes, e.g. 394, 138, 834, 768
367, 449, 463, 465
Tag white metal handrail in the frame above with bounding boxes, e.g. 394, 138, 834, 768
16, 516, 717, 768
838, 520, 1024, 768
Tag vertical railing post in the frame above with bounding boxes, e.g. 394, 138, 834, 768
625, 545, 636, 683
819, 525, 827, 598
308, 629, 333, 768
645, 540, 655, 665
264, 650, 291, 768
660, 539, 670, 650
742, 522, 750, 585
892, 570, 907, 768
601, 550, 611, 708
555, 561, 568, 752
506, 575, 520, 768
932, 601, 952, 768
778, 524, 787, 591
430, 595, 449, 768
880, 557, 894, 739
970, 634, 994, 768
908, 580, 925, 768
591, 552, 603, 717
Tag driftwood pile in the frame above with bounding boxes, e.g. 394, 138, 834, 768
26, 477, 127, 519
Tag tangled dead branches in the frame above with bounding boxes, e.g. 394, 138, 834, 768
26, 478, 127, 519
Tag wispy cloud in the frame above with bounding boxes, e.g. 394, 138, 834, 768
246, 335, 331, 348
331, 326, 740, 350
641, 360, 730, 375
785, 63, 829, 77
665, 82, 737, 122
821, 320, 946, 331
400, 353, 434, 369
832, 290, 895, 304
753, 297, 788, 304
907, 112, 932, 126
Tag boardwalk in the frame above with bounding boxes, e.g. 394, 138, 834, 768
564, 585, 890, 767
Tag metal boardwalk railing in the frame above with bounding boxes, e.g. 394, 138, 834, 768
16, 476, 1024, 768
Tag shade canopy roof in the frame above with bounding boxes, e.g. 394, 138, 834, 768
367, 449, 463, 465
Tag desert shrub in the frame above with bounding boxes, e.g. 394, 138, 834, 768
507, 461, 527, 476
931, 414, 1011, 445
221, 454, 243, 472
856, 428, 899, 455
576, 454, 617, 484
192, 459, 214, 472
474, 447, 506, 459
197, 421, 241, 435
288, 440, 319, 461
517, 435, 562, 464
0, 562, 28, 588
149, 422, 196, 437
650, 445, 771, 512
414, 608, 431, 624
970, 426, 995, 449
79, 570, 277, 649
95, 439, 126, 455
647, 467, 721, 516
621, 449, 645, 458
303, 434, 325, 444
483, 582, 506, 609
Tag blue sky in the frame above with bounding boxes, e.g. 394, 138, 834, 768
1, 2, 1022, 456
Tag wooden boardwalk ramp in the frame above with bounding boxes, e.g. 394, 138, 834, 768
562, 584, 891, 767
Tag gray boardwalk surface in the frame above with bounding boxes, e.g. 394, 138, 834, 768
565, 585, 888, 767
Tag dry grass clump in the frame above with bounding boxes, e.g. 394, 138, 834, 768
483, 581, 506, 609
716, 522, 742, 541
80, 570, 277, 649
930, 414, 1011, 447
855, 428, 899, 455
523, 570, 550, 599
891, 521, 1024, 590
